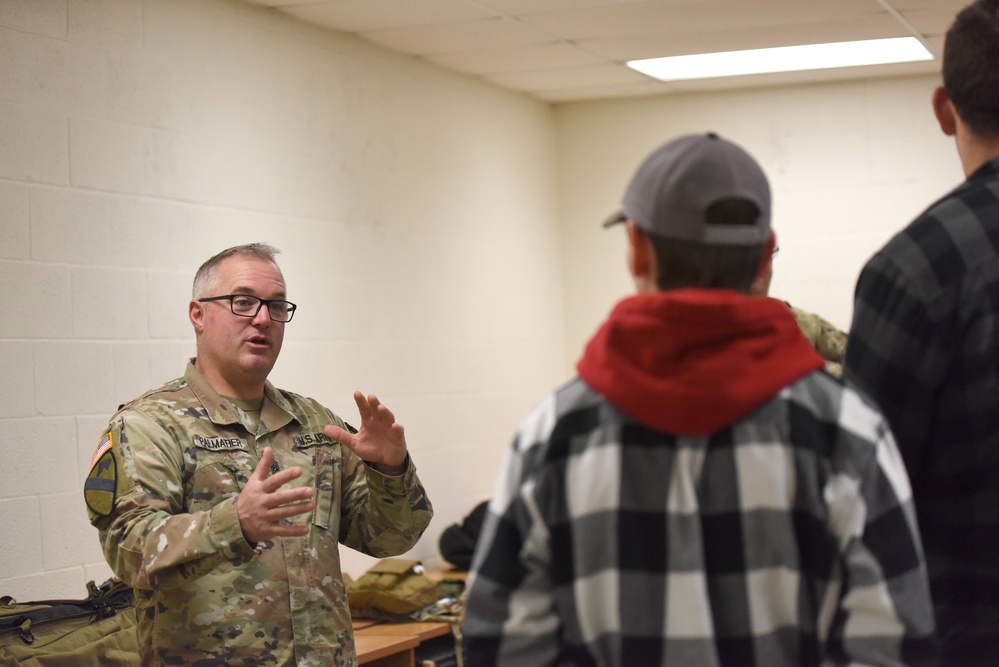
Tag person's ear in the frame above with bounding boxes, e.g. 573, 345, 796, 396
626, 222, 660, 292
626, 222, 652, 278
750, 230, 776, 296
189, 300, 205, 334
932, 86, 958, 137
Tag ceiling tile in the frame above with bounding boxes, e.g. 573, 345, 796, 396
897, 6, 965, 35
521, 0, 884, 40
231, 0, 964, 103
283, 0, 495, 33
361, 16, 554, 55
537, 79, 673, 103
241, 0, 328, 7
893, 0, 967, 10
474, 0, 705, 18
427, 41, 608, 75
486, 62, 651, 92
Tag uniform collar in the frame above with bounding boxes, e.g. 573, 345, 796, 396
184, 359, 297, 432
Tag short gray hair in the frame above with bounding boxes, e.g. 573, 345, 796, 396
192, 243, 281, 298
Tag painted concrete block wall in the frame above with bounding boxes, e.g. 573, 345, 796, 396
0, 0, 566, 600
555, 75, 965, 369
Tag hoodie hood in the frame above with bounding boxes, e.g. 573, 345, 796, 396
577, 289, 824, 436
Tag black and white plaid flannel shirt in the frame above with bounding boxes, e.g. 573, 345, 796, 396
463, 373, 935, 666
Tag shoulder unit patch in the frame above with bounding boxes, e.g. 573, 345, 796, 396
85, 432, 118, 517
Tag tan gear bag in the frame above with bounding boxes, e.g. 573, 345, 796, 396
346, 558, 440, 620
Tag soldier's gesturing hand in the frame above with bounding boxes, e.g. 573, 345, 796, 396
324, 391, 408, 476
236, 447, 315, 545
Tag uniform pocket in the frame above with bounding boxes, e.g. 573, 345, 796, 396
188, 452, 248, 513
312, 445, 341, 530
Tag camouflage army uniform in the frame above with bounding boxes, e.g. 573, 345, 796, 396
85, 361, 433, 667
788, 303, 847, 377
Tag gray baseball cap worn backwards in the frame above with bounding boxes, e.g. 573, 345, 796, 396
604, 132, 771, 246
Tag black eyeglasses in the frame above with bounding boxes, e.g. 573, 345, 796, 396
198, 294, 297, 322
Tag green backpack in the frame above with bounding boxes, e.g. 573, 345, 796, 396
0, 578, 138, 667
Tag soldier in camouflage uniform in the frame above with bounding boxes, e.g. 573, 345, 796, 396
751, 231, 848, 376
788, 304, 847, 376
84, 243, 433, 667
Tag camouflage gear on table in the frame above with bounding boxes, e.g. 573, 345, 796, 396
788, 303, 847, 377
85, 361, 433, 667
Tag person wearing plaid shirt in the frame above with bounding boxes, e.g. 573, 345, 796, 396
462, 133, 936, 666
844, 1, 999, 664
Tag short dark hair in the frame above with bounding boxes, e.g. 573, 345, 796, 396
647, 235, 764, 293
943, 0, 999, 138
193, 243, 281, 298
645, 197, 764, 292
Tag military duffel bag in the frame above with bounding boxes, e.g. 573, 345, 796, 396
0, 577, 138, 666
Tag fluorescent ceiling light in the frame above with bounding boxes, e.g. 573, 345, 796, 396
628, 37, 933, 82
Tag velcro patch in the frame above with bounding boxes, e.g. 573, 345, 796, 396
293, 432, 334, 448
192, 434, 248, 452
89, 432, 113, 474
85, 448, 117, 517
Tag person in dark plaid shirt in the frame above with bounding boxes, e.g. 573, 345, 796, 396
844, 1, 999, 664
462, 133, 936, 666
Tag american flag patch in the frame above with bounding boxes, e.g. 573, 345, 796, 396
90, 432, 113, 472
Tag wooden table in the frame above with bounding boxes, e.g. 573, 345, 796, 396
354, 631, 419, 667
353, 619, 452, 667
352, 568, 464, 666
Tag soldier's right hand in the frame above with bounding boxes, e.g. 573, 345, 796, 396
236, 447, 315, 544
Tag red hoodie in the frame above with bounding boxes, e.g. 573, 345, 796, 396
577, 289, 824, 436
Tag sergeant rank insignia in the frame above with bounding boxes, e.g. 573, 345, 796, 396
85, 432, 118, 517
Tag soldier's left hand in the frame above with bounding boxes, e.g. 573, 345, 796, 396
324, 391, 408, 475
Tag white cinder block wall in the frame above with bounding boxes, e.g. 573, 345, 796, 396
0, 0, 967, 602
0, 0, 566, 600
